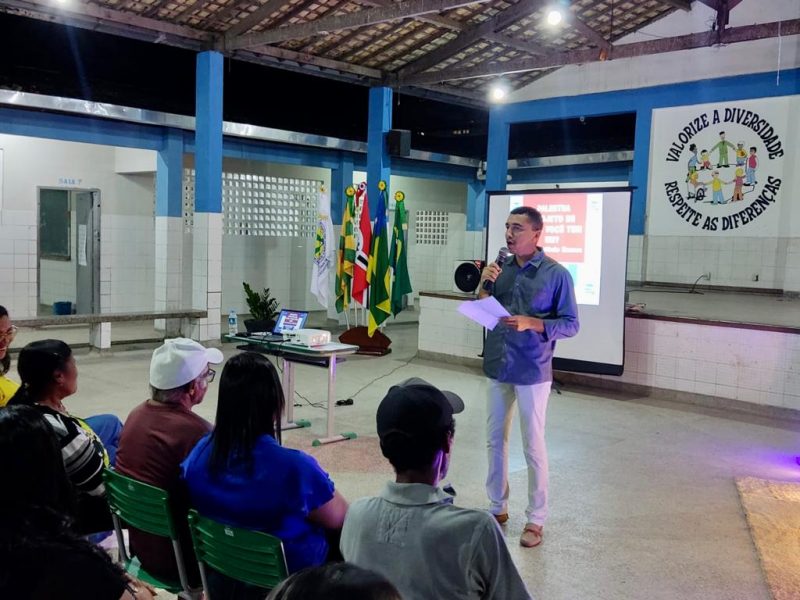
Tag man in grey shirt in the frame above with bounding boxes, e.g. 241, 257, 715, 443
480, 206, 579, 548
341, 377, 532, 600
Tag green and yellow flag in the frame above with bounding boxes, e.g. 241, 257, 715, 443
335, 186, 356, 313
367, 181, 391, 336
390, 191, 412, 316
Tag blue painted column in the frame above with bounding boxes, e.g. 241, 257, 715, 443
155, 128, 185, 328
467, 179, 486, 231
485, 113, 509, 192
195, 50, 224, 214
629, 108, 652, 235
191, 50, 224, 341
331, 153, 354, 225
367, 86, 392, 220
156, 128, 184, 217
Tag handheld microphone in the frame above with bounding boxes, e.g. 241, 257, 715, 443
482, 247, 509, 293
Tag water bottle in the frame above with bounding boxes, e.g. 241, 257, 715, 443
228, 309, 238, 336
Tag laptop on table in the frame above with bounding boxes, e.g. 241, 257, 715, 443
250, 309, 309, 342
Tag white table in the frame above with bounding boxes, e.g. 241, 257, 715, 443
226, 335, 360, 446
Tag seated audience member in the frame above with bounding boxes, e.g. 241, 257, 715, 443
0, 306, 122, 458
0, 404, 155, 600
115, 337, 221, 584
9, 339, 115, 534
266, 563, 402, 600
182, 352, 348, 597
340, 377, 533, 600
0, 305, 20, 406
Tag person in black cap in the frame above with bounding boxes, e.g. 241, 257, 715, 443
340, 378, 532, 600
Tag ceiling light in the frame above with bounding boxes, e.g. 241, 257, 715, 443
546, 8, 563, 26
489, 83, 508, 103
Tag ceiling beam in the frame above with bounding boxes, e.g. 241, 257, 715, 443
240, 44, 383, 79
400, 17, 800, 85
225, 0, 494, 50
396, 0, 548, 78
570, 14, 611, 50
365, 0, 549, 56
659, 0, 692, 10
0, 0, 213, 46
223, 0, 289, 39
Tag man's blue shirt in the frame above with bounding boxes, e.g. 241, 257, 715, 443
483, 249, 579, 385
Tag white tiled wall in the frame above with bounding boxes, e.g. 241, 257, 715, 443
597, 317, 800, 411
627, 235, 643, 282
418, 295, 800, 412
408, 214, 484, 299
0, 134, 157, 318
0, 210, 37, 317
101, 214, 155, 313
419, 295, 484, 359
642, 235, 800, 291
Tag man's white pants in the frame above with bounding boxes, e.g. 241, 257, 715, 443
486, 379, 551, 526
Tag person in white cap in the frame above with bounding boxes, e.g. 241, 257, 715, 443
115, 338, 223, 588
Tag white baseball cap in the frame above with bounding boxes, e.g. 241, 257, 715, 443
149, 338, 224, 390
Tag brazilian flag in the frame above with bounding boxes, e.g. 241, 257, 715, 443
335, 187, 356, 313
368, 182, 391, 336
390, 191, 412, 316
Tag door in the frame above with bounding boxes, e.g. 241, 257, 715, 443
74, 191, 100, 314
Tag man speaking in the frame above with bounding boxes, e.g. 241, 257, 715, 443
479, 205, 579, 549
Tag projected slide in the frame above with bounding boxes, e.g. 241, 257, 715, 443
510, 193, 603, 306
487, 188, 631, 375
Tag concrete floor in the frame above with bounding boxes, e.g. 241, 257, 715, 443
32, 321, 799, 599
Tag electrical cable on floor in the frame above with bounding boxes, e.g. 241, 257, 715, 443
347, 351, 419, 401
273, 351, 419, 410
272, 357, 327, 410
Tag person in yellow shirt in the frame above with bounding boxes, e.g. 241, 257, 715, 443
0, 305, 20, 406
710, 171, 727, 205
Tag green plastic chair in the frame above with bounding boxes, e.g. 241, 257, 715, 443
187, 509, 289, 596
103, 468, 197, 598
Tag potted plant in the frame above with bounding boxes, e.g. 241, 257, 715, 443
242, 282, 280, 333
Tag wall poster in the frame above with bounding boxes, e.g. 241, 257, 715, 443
648, 96, 797, 236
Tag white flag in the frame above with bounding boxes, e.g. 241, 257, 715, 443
310, 191, 335, 307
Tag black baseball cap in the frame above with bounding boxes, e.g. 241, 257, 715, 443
376, 377, 465, 443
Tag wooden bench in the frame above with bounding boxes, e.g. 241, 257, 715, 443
14, 310, 208, 350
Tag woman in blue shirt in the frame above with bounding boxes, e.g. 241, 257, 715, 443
182, 352, 348, 595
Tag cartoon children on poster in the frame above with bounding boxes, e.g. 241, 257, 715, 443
685, 133, 758, 204
711, 131, 736, 168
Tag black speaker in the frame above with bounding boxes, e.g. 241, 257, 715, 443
386, 129, 411, 157
453, 260, 485, 293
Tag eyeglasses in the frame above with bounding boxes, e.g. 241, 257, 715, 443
204, 368, 216, 383
0, 326, 18, 341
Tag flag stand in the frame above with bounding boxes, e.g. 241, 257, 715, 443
339, 325, 391, 356
339, 287, 392, 355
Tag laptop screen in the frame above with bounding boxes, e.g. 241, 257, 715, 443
273, 309, 309, 334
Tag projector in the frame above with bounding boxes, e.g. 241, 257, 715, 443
284, 329, 331, 347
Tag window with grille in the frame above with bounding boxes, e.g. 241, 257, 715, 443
415, 210, 449, 245
182, 169, 320, 237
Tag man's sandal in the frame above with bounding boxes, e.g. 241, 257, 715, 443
520, 523, 543, 548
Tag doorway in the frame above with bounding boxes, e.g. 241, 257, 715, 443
37, 189, 101, 316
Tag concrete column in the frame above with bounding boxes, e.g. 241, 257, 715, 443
467, 179, 486, 231
629, 108, 652, 236
331, 153, 354, 226
154, 128, 184, 332
190, 50, 223, 343
367, 87, 392, 220
485, 114, 509, 193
